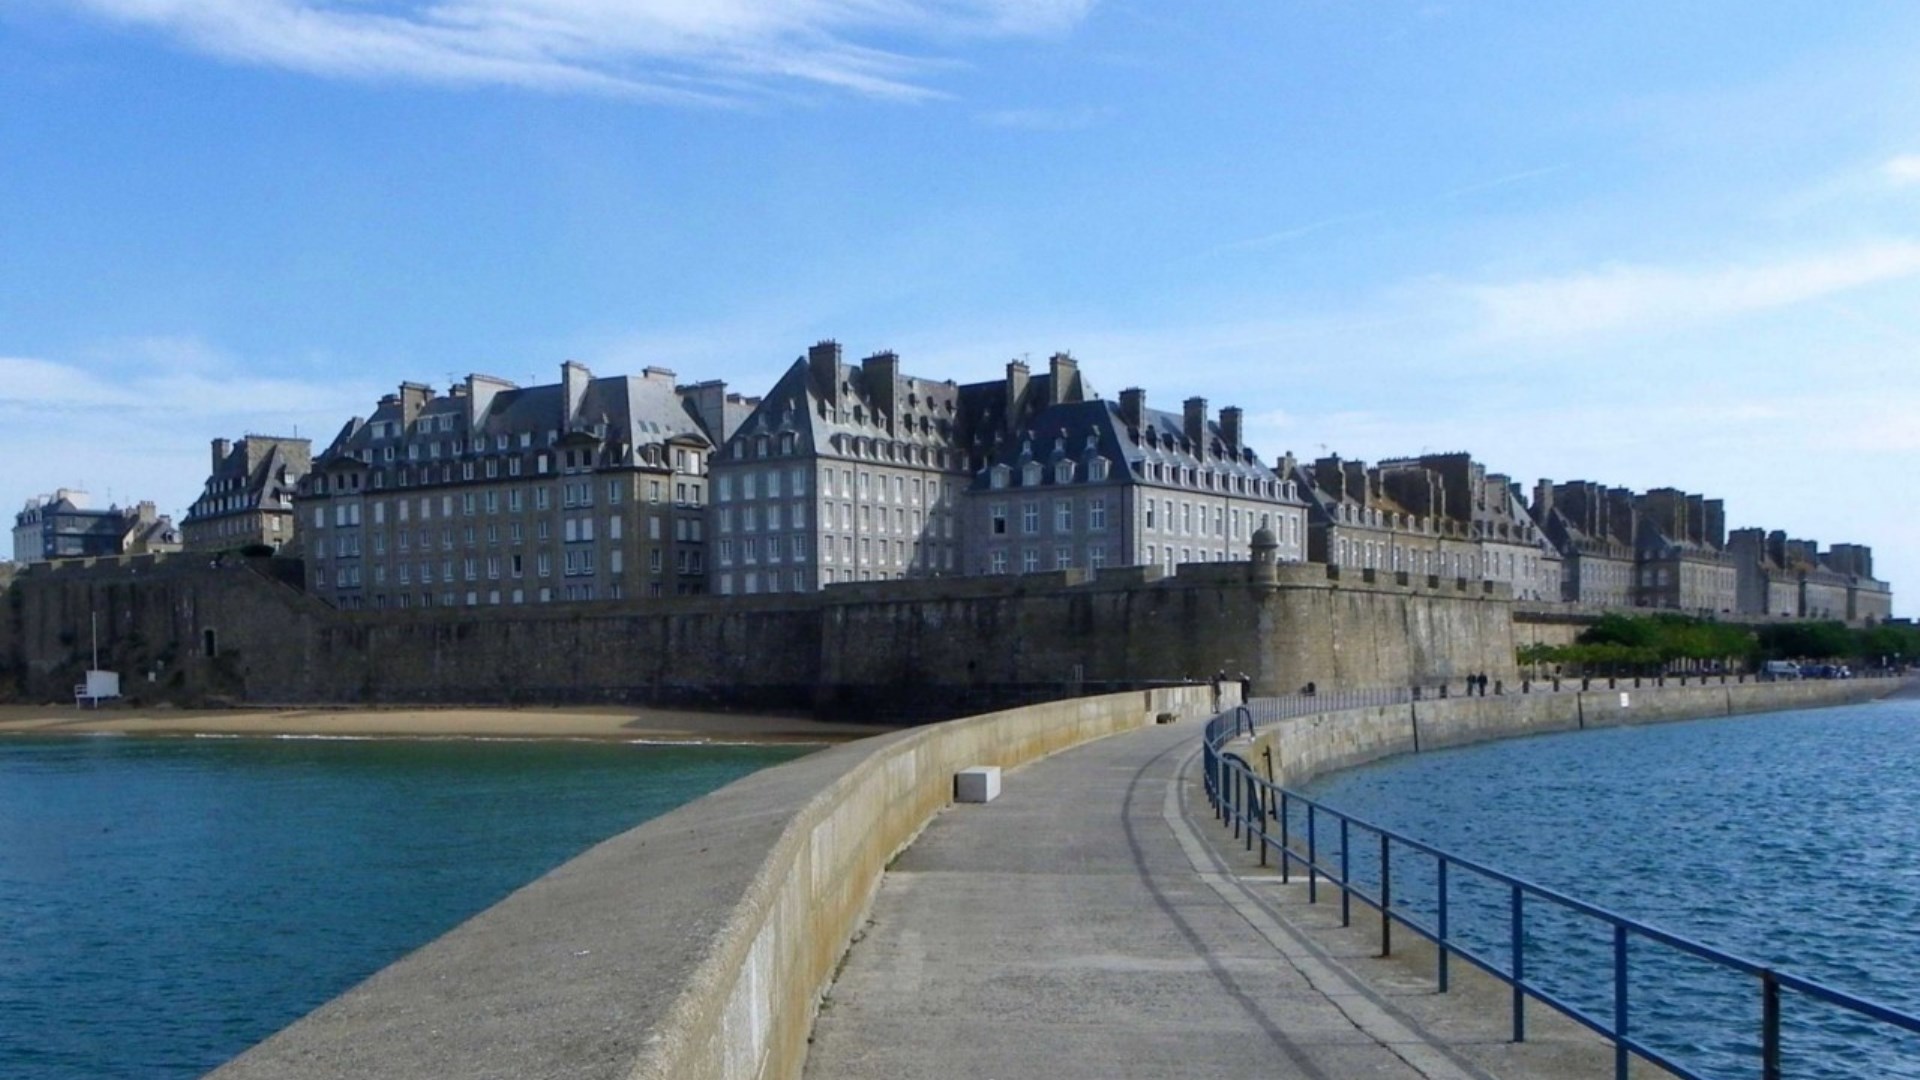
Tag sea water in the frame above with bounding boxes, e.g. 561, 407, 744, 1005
1303, 698, 1920, 1079
0, 734, 811, 1079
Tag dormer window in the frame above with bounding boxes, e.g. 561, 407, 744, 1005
1054, 461, 1074, 484
1089, 458, 1110, 482
1022, 462, 1043, 486
990, 464, 1011, 490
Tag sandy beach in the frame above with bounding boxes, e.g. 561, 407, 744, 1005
0, 704, 893, 744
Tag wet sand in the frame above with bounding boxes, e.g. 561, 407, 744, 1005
0, 704, 892, 744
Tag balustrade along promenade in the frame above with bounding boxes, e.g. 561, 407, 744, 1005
1203, 675, 1917, 1080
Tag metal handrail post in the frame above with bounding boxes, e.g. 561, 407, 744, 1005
1437, 857, 1450, 992
1379, 832, 1392, 957
1339, 818, 1351, 927
1307, 803, 1318, 904
1613, 924, 1629, 1080
1511, 885, 1526, 1042
1280, 791, 1291, 883
1762, 971, 1781, 1080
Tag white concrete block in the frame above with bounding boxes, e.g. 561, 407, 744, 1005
954, 766, 1001, 803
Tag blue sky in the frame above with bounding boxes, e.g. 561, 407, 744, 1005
4, 1, 1918, 612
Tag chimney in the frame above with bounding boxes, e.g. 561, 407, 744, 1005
1703, 498, 1726, 549
809, 341, 843, 409
1047, 352, 1082, 405
1119, 387, 1146, 429
1183, 397, 1207, 450
398, 381, 432, 427
466, 373, 516, 433
863, 351, 900, 435
1532, 479, 1554, 522
684, 380, 732, 444
1219, 406, 1243, 454
561, 361, 592, 432
212, 438, 232, 473
1005, 360, 1031, 433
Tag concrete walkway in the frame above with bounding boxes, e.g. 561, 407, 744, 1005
802, 718, 1501, 1080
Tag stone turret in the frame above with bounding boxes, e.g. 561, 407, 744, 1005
1249, 526, 1279, 585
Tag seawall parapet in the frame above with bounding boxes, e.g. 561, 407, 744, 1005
207, 684, 1222, 1080
1244, 678, 1895, 791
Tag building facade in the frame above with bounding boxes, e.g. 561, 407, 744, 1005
709, 342, 972, 595
1728, 529, 1892, 623
295, 363, 727, 610
182, 435, 312, 553
964, 388, 1307, 577
1295, 454, 1561, 602
13, 490, 180, 564
1631, 488, 1736, 614
1530, 480, 1636, 607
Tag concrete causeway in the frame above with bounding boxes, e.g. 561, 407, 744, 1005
804, 716, 1507, 1080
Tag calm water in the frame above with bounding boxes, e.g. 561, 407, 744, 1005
0, 735, 811, 1080
1303, 698, 1920, 1080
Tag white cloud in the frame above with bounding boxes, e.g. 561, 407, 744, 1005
0, 346, 383, 559
64, 0, 1098, 102
1461, 241, 1920, 347
978, 105, 1110, 131
1883, 154, 1920, 186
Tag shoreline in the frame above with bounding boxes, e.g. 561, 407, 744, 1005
0, 704, 894, 745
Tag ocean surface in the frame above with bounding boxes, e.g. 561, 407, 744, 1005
0, 734, 812, 1080
1302, 697, 1920, 1080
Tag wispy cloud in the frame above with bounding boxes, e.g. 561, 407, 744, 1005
64, 0, 1100, 102
1210, 163, 1566, 255
1883, 154, 1920, 186
1461, 241, 1920, 346
978, 105, 1111, 131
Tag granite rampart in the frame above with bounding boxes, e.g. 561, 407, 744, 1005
10, 556, 1522, 717
207, 683, 1223, 1080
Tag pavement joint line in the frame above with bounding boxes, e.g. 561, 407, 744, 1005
1163, 740, 1494, 1080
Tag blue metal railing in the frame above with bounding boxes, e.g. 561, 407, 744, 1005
1201, 693, 1920, 1080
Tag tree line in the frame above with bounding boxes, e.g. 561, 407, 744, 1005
1516, 614, 1918, 675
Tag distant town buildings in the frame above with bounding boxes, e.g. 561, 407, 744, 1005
27, 338, 1889, 623
1727, 529, 1892, 623
12, 490, 181, 564
1293, 453, 1561, 602
182, 436, 311, 553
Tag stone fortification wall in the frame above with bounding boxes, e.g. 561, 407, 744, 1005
1249, 678, 1896, 790
208, 684, 1223, 1080
0, 582, 20, 701
10, 556, 1520, 716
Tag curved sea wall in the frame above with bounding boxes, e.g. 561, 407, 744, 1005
1245, 678, 1897, 790
208, 684, 1220, 1080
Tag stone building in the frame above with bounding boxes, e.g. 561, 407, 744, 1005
1728, 529, 1892, 623
708, 342, 972, 595
181, 435, 311, 553
13, 490, 180, 563
1631, 488, 1736, 614
1294, 453, 1561, 602
296, 363, 730, 610
1529, 480, 1636, 607
965, 387, 1306, 576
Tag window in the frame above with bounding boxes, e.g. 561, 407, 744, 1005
608, 480, 622, 505
1022, 502, 1039, 534
990, 550, 1008, 574
1021, 549, 1039, 574
1055, 501, 1072, 533
609, 516, 622, 540
1056, 546, 1073, 570
1089, 497, 1107, 531
990, 503, 1009, 536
